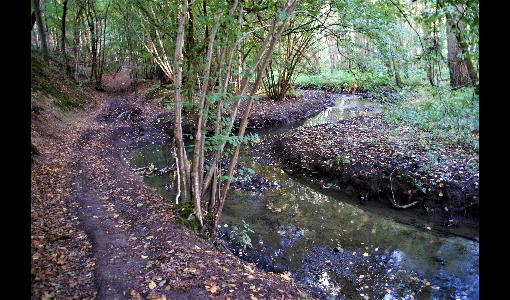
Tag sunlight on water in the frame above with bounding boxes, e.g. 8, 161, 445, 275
129, 94, 478, 299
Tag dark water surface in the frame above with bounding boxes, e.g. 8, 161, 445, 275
130, 94, 479, 299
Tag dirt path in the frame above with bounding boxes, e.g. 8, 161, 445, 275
48, 69, 307, 299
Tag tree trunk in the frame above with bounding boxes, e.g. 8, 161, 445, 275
32, 11, 36, 30
446, 16, 470, 88
85, 0, 99, 87
392, 57, 402, 88
61, 0, 70, 75
215, 0, 299, 232
173, 0, 192, 208
32, 0, 49, 61
326, 36, 337, 71
73, 5, 83, 81
440, 0, 478, 93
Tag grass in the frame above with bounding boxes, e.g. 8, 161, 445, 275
384, 86, 479, 151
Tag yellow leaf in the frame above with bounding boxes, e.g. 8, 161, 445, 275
141, 255, 148, 259
244, 264, 255, 273
148, 281, 157, 289
281, 273, 291, 281
130, 290, 142, 300
205, 284, 218, 293
184, 267, 197, 273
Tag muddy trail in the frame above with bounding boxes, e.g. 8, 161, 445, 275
33, 68, 307, 299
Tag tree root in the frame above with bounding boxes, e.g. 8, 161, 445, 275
389, 170, 419, 209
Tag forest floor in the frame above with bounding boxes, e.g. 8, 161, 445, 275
31, 64, 309, 299
259, 114, 479, 234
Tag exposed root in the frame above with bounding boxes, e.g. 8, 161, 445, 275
389, 170, 419, 209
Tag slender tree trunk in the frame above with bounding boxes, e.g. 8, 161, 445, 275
173, 0, 191, 207
392, 57, 402, 88
214, 0, 299, 232
326, 36, 337, 71
423, 22, 435, 86
32, 11, 36, 30
85, 0, 99, 87
97, 1, 111, 90
32, 0, 49, 61
73, 6, 83, 81
61, 0, 70, 75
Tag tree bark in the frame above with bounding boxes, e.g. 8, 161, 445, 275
326, 36, 337, 71
85, 0, 97, 82
446, 16, 470, 88
32, 11, 36, 30
32, 0, 49, 61
440, 0, 478, 93
173, 0, 191, 208
61, 0, 71, 75
215, 0, 299, 232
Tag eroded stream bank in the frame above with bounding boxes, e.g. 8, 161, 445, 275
130, 93, 479, 299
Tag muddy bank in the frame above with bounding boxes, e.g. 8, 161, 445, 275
72, 88, 308, 298
144, 89, 336, 140
267, 114, 479, 228
32, 64, 309, 298
236, 90, 335, 129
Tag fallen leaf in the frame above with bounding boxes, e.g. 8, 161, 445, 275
148, 281, 157, 289
205, 284, 218, 293
281, 272, 291, 281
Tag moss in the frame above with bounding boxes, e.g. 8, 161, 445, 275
31, 54, 86, 110
175, 202, 214, 233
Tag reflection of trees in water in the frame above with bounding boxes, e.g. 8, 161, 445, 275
133, 143, 478, 298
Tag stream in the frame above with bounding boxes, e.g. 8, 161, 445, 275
130, 94, 479, 299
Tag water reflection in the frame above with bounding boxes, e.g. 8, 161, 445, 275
129, 94, 478, 299
303, 94, 383, 127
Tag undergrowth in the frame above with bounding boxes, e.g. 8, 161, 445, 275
384, 87, 479, 151
294, 70, 394, 93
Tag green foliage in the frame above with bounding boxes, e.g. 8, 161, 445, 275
335, 156, 346, 165
294, 70, 393, 93
176, 202, 201, 231
228, 220, 255, 249
205, 133, 260, 152
384, 87, 479, 150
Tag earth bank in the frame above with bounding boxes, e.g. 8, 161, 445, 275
265, 114, 479, 230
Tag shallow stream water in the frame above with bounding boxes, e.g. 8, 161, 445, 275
130, 94, 479, 299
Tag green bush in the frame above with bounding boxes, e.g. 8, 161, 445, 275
384, 87, 479, 150
294, 69, 394, 93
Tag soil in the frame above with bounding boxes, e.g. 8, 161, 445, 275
236, 90, 335, 129
31, 66, 309, 299
263, 114, 479, 231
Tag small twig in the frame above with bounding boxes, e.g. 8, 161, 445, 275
389, 170, 419, 209
466, 157, 478, 166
